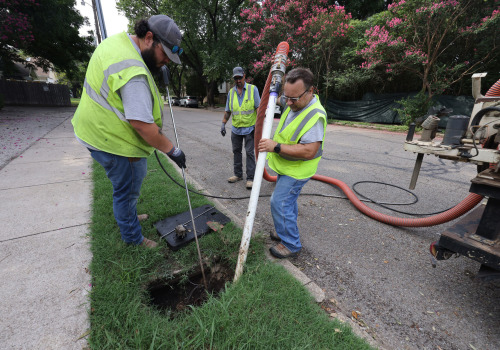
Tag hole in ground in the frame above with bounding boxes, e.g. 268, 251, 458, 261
147, 261, 234, 317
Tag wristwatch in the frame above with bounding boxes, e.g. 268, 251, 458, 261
274, 143, 281, 154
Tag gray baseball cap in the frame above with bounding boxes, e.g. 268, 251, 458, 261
148, 15, 182, 64
233, 67, 245, 77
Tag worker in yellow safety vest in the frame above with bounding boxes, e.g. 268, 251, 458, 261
72, 15, 186, 249
220, 67, 261, 190
258, 68, 327, 259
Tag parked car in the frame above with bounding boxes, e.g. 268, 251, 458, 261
180, 96, 198, 108
171, 96, 180, 106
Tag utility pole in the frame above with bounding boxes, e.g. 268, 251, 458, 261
94, 0, 107, 40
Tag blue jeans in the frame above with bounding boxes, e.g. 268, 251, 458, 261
90, 150, 147, 245
270, 174, 309, 252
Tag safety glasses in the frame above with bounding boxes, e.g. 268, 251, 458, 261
283, 88, 309, 103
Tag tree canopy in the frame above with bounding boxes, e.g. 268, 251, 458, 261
0, 0, 94, 81
117, 0, 250, 105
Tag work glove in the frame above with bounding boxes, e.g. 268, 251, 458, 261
220, 122, 226, 137
167, 147, 186, 168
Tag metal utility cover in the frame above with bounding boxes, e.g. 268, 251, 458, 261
155, 205, 231, 251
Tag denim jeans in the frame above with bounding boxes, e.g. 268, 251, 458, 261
270, 174, 309, 252
89, 149, 147, 245
231, 131, 255, 180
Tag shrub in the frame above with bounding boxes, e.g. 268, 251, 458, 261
394, 91, 433, 126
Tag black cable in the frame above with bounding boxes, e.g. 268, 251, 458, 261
351, 181, 455, 216
155, 151, 455, 216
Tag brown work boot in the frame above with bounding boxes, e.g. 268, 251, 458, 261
137, 214, 149, 221
141, 237, 158, 248
269, 243, 299, 259
246, 180, 253, 189
228, 176, 243, 183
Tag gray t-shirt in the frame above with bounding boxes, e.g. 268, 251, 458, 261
120, 35, 154, 124
280, 96, 324, 144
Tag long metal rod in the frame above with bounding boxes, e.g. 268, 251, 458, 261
165, 84, 208, 290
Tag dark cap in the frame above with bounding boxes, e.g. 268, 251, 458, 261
148, 15, 182, 64
232, 67, 245, 78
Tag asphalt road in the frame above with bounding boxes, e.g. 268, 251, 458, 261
162, 106, 500, 350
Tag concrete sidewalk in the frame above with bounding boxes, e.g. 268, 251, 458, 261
0, 113, 92, 348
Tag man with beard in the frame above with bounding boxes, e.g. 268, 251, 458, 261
72, 15, 185, 248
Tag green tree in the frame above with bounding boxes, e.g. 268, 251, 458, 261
0, 0, 94, 81
334, 0, 390, 19
117, 0, 250, 106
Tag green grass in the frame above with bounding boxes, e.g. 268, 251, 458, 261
88, 152, 375, 349
328, 119, 409, 133
71, 97, 80, 106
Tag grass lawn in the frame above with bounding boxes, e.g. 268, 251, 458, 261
328, 119, 409, 133
88, 151, 375, 349
71, 97, 80, 106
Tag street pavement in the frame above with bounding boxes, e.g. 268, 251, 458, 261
0, 106, 92, 349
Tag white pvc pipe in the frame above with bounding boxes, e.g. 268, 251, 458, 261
234, 92, 278, 281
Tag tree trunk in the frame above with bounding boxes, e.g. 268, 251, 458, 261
206, 81, 218, 107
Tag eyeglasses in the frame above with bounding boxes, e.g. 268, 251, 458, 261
283, 88, 309, 103
234, 76, 243, 81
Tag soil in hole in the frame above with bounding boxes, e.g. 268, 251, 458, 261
147, 262, 234, 317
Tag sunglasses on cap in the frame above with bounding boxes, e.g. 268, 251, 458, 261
162, 40, 183, 56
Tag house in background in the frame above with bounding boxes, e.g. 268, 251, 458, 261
0, 58, 57, 83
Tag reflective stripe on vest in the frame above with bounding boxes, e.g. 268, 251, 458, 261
230, 84, 256, 127
72, 32, 163, 158
267, 97, 327, 179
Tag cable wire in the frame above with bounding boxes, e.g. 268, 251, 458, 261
154, 151, 454, 216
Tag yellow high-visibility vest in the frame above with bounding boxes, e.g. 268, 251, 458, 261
267, 96, 327, 179
229, 83, 257, 128
72, 32, 163, 157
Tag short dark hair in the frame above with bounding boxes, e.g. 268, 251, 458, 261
134, 18, 161, 45
285, 68, 314, 90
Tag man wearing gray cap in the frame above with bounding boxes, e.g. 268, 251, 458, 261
72, 15, 185, 249
221, 67, 261, 189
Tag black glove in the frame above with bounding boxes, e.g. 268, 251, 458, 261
167, 147, 186, 168
221, 122, 226, 137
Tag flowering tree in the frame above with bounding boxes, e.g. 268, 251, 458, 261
239, 0, 353, 96
0, 0, 37, 66
357, 0, 500, 98
0, 0, 93, 81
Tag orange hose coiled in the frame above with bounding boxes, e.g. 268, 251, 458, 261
255, 51, 499, 227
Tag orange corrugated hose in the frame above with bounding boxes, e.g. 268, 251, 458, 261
255, 60, 500, 227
